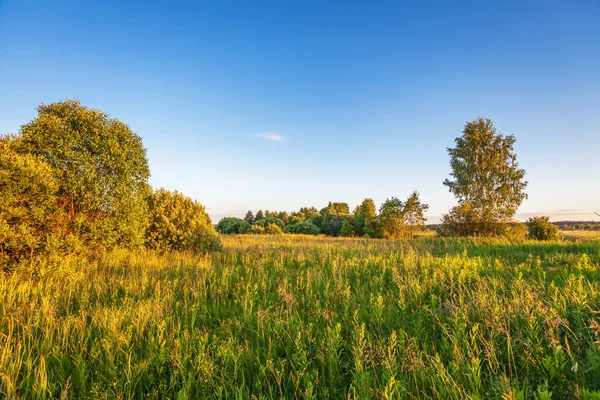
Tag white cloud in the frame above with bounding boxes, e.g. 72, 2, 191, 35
254, 132, 285, 142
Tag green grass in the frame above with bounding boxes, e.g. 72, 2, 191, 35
1, 235, 599, 399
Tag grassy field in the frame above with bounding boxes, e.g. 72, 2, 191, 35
563, 231, 600, 242
1, 235, 599, 399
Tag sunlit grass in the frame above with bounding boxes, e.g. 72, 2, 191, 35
563, 230, 600, 242
1, 235, 599, 398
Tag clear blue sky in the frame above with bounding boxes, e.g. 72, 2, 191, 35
1, 1, 599, 222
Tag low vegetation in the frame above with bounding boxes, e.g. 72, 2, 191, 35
1, 235, 599, 398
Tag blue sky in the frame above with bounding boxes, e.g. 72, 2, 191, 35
1, 1, 599, 222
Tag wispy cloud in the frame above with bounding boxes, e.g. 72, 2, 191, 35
254, 132, 285, 142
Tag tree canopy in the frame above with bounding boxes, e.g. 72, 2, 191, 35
443, 118, 527, 236
19, 99, 151, 247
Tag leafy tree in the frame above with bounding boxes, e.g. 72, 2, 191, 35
253, 216, 285, 230
277, 211, 290, 224
244, 210, 254, 225
324, 202, 350, 216
255, 210, 265, 222
298, 207, 319, 220
285, 221, 320, 235
250, 224, 265, 234
146, 188, 221, 252
378, 197, 407, 239
403, 191, 429, 237
442, 118, 527, 236
340, 218, 355, 237
0, 136, 59, 264
526, 216, 562, 241
19, 99, 150, 247
216, 217, 251, 234
354, 198, 377, 237
316, 202, 351, 236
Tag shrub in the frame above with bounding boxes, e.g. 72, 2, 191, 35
440, 203, 509, 237
503, 222, 528, 242
146, 189, 221, 252
264, 223, 284, 235
0, 136, 59, 265
285, 221, 320, 235
250, 224, 265, 234
216, 217, 251, 234
526, 216, 562, 241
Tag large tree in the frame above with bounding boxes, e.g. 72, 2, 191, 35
443, 118, 527, 236
19, 99, 150, 247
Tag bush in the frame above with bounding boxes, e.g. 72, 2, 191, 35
0, 136, 59, 265
503, 222, 528, 242
264, 223, 284, 235
285, 221, 321, 235
526, 216, 562, 241
216, 217, 251, 234
440, 203, 510, 237
146, 189, 221, 252
250, 224, 265, 234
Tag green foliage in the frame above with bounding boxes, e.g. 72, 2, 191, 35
216, 217, 251, 234
504, 222, 529, 242
254, 210, 265, 222
443, 118, 528, 236
403, 191, 429, 237
353, 198, 378, 237
285, 221, 321, 235
2, 236, 599, 398
340, 218, 355, 237
145, 188, 221, 252
244, 210, 254, 225
253, 216, 285, 230
378, 197, 408, 239
19, 99, 150, 248
527, 216, 563, 241
0, 136, 59, 264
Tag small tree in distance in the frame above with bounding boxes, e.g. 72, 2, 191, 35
403, 191, 429, 237
378, 197, 407, 239
244, 210, 254, 225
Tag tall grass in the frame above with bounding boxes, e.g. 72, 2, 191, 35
1, 235, 599, 399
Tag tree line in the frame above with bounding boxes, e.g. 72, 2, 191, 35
1, 100, 561, 266
216, 191, 429, 239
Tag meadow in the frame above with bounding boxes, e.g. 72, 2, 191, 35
1, 235, 599, 399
